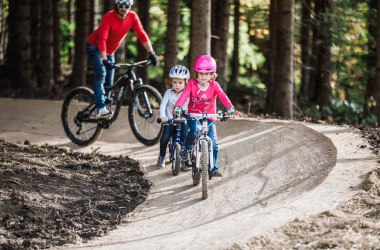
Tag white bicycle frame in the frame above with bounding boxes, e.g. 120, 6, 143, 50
190, 113, 222, 172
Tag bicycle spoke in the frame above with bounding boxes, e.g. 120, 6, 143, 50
62, 87, 102, 146
128, 85, 163, 145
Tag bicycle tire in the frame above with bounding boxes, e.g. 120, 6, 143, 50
192, 147, 201, 186
128, 85, 163, 146
200, 140, 209, 200
172, 143, 181, 176
61, 87, 102, 146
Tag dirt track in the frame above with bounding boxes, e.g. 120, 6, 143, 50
0, 98, 377, 249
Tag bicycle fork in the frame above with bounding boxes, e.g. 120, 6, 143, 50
195, 136, 213, 174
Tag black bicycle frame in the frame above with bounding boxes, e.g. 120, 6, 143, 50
169, 121, 185, 161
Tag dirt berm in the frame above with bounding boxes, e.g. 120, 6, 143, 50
0, 98, 378, 249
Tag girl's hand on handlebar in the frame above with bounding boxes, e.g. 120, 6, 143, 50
173, 106, 182, 115
160, 117, 168, 123
226, 108, 235, 115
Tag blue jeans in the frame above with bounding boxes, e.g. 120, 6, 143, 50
185, 119, 219, 172
159, 123, 189, 157
86, 43, 115, 110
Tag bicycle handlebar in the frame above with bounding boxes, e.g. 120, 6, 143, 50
188, 112, 232, 121
157, 117, 187, 124
113, 59, 151, 69
157, 111, 233, 124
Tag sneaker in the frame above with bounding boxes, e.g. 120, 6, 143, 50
211, 168, 222, 178
211, 171, 222, 178
156, 156, 165, 169
97, 107, 113, 119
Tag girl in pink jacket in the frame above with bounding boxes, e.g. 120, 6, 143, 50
174, 55, 235, 177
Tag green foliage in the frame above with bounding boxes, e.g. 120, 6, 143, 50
328, 1, 371, 111
295, 98, 377, 125
59, 19, 75, 63
229, 2, 267, 89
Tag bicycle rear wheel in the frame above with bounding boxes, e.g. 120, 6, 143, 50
200, 140, 209, 200
172, 143, 181, 176
128, 85, 163, 145
61, 87, 102, 146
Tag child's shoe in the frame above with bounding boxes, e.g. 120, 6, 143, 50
211, 168, 222, 178
97, 107, 113, 119
156, 156, 165, 169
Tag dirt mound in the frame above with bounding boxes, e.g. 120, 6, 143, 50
358, 125, 380, 154
231, 167, 380, 249
0, 140, 151, 249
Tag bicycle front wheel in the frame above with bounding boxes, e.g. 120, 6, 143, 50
61, 87, 102, 146
200, 140, 209, 200
128, 85, 163, 146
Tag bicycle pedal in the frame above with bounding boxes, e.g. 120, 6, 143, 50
96, 113, 113, 120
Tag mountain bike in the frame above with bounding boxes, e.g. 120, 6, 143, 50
61, 60, 163, 146
157, 115, 187, 176
186, 111, 230, 200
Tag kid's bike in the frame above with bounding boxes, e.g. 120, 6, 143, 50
61, 60, 163, 146
157, 115, 187, 176
186, 111, 230, 200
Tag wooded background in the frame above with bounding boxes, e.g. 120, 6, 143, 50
0, 0, 380, 125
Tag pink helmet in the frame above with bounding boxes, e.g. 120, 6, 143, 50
193, 55, 216, 73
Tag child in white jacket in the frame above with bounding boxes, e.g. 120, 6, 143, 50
156, 65, 190, 168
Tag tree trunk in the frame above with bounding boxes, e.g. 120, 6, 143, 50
230, 0, 240, 88
376, 0, 380, 124
272, 0, 294, 118
71, 0, 90, 87
211, 0, 230, 90
364, 0, 376, 118
40, 0, 54, 93
7, 0, 36, 90
89, 0, 95, 34
298, 0, 313, 107
67, 0, 74, 64
190, 0, 211, 74
265, 0, 277, 113
103, 0, 113, 14
53, 0, 62, 84
312, 0, 332, 107
30, 0, 41, 84
137, 0, 150, 85
162, 0, 180, 91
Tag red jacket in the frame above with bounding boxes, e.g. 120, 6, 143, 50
87, 10, 149, 55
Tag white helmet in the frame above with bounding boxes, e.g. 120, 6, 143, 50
169, 65, 190, 80
115, 0, 133, 6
